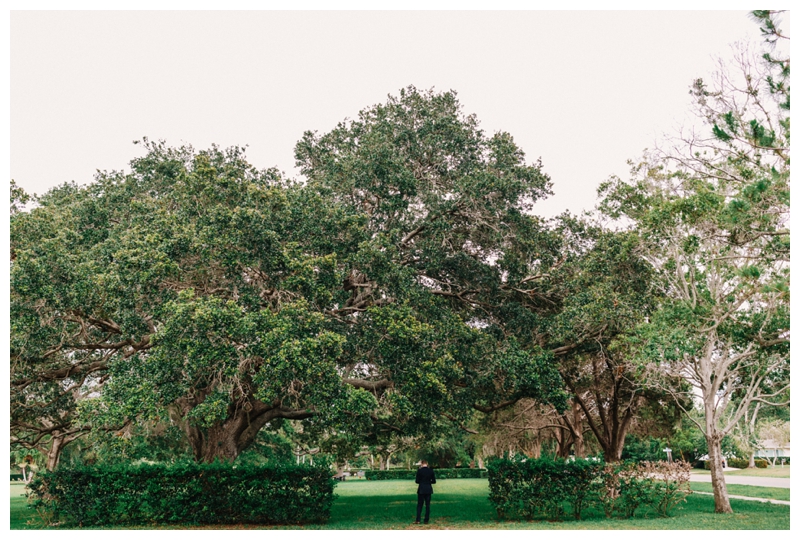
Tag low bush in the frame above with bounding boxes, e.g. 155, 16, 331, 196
364, 468, 485, 480
728, 458, 769, 469
487, 458, 603, 521
28, 461, 336, 526
703, 458, 769, 469
364, 469, 416, 480
488, 458, 691, 522
639, 460, 691, 517
599, 462, 656, 519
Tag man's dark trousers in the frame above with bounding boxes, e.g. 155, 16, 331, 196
415, 465, 436, 523
416, 493, 431, 523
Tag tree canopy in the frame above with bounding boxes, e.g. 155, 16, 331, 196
11, 89, 574, 465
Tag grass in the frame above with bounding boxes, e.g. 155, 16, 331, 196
726, 466, 791, 478
691, 466, 791, 478
11, 478, 789, 530
10, 482, 34, 530
690, 482, 790, 501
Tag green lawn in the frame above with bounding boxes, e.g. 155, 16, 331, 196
726, 466, 791, 478
11, 478, 789, 530
10, 482, 34, 530
691, 466, 791, 478
690, 482, 790, 501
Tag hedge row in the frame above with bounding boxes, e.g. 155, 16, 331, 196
487, 458, 691, 521
364, 468, 486, 480
28, 462, 336, 526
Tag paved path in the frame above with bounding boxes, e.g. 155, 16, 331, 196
690, 473, 790, 489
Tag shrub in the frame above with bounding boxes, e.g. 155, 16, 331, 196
620, 435, 666, 462
487, 458, 603, 521
703, 457, 770, 469
489, 458, 691, 522
599, 462, 656, 519
28, 461, 336, 526
364, 469, 416, 481
728, 458, 769, 469
364, 468, 485, 480
640, 460, 691, 517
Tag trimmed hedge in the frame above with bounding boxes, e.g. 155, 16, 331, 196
487, 458, 691, 521
729, 458, 769, 469
364, 468, 486, 480
28, 462, 336, 526
488, 458, 602, 521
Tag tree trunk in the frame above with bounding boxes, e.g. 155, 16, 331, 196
572, 431, 585, 458
560, 401, 586, 458
564, 371, 639, 463
188, 423, 245, 462
38, 429, 83, 471
173, 395, 313, 462
555, 426, 571, 458
603, 432, 625, 462
706, 434, 733, 513
748, 451, 756, 468
45, 437, 64, 471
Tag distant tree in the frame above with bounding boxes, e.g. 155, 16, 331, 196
545, 228, 682, 461
756, 418, 790, 466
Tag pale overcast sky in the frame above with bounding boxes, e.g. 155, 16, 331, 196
10, 10, 773, 218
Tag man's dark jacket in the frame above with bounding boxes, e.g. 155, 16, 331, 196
415, 466, 436, 494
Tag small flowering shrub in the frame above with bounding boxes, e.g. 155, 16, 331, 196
599, 462, 656, 519
489, 458, 692, 521
640, 460, 691, 517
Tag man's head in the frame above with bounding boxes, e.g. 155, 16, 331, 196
420, 460, 428, 467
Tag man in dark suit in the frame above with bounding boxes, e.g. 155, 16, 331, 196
414, 460, 436, 524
